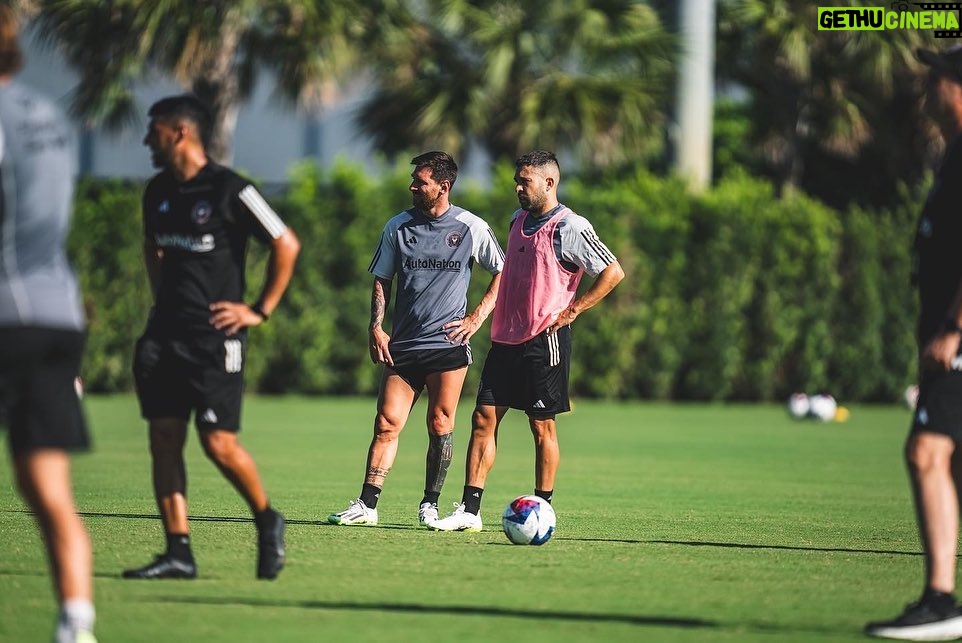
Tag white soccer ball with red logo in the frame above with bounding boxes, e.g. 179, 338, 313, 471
502, 495, 556, 546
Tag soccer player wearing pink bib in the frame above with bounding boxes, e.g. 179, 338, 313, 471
429, 150, 624, 532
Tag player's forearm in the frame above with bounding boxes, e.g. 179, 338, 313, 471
255, 230, 300, 315
467, 272, 502, 323
143, 243, 162, 299
370, 277, 391, 330
570, 260, 624, 315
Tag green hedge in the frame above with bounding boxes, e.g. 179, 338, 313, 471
67, 162, 919, 403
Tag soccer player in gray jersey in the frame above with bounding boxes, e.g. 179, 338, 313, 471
328, 151, 504, 528
0, 6, 97, 642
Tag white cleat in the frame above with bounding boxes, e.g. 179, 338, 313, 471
427, 503, 482, 532
328, 498, 378, 526
418, 502, 439, 527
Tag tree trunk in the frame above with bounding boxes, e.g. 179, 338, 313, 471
190, 12, 243, 164
193, 76, 241, 165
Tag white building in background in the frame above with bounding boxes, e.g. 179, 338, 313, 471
18, 26, 491, 185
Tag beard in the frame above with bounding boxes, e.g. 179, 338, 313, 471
519, 192, 546, 213
413, 191, 440, 212
149, 148, 171, 169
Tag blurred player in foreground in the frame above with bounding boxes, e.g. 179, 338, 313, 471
866, 46, 962, 641
0, 5, 96, 641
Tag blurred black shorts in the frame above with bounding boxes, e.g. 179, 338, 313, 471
0, 327, 89, 455
134, 330, 247, 432
911, 369, 962, 440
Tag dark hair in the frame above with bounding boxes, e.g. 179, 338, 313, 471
147, 94, 213, 148
411, 151, 458, 187
918, 46, 962, 85
0, 5, 24, 78
515, 150, 560, 174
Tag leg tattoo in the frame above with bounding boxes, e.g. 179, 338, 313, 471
366, 466, 390, 488
425, 433, 453, 493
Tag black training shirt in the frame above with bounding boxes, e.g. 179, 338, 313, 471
142, 162, 287, 335
914, 135, 962, 347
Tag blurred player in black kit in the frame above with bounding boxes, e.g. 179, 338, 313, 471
866, 46, 962, 641
122, 94, 300, 581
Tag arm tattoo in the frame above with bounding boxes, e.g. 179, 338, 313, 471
370, 278, 390, 329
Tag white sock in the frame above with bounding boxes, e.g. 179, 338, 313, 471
55, 599, 95, 643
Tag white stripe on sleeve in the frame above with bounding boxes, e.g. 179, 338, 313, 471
580, 229, 616, 264
238, 185, 287, 239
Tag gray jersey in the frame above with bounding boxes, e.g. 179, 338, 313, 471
513, 205, 616, 276
369, 205, 504, 352
0, 81, 83, 330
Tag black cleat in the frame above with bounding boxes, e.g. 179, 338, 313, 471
122, 554, 196, 580
256, 508, 286, 580
866, 590, 962, 640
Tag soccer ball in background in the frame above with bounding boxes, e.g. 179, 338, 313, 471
787, 393, 810, 419
808, 394, 838, 422
786, 392, 849, 422
502, 495, 556, 546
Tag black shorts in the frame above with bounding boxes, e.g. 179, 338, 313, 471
0, 327, 89, 455
911, 369, 962, 440
476, 326, 572, 418
388, 345, 472, 391
134, 330, 247, 432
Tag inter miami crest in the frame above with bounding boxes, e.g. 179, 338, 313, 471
445, 231, 463, 248
191, 200, 213, 225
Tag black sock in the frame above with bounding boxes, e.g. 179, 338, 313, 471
361, 483, 381, 509
923, 587, 958, 608
254, 504, 276, 528
462, 486, 484, 515
165, 533, 192, 561
421, 490, 440, 506
535, 489, 553, 504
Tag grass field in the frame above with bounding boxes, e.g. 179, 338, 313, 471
0, 396, 928, 642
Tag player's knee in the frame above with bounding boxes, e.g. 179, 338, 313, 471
905, 435, 952, 474
528, 418, 556, 439
427, 409, 454, 435
472, 408, 496, 432
13, 466, 65, 518
199, 431, 236, 463
374, 414, 404, 438
149, 421, 187, 457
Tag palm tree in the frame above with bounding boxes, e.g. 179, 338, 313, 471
717, 0, 930, 199
30, 0, 364, 162
358, 0, 675, 168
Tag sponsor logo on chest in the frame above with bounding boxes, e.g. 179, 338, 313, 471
155, 233, 215, 253
403, 257, 462, 271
